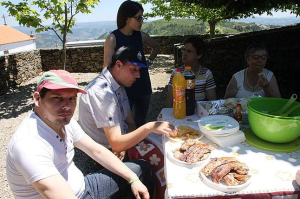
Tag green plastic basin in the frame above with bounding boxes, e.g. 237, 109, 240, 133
247, 97, 300, 143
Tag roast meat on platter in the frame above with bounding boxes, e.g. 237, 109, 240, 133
201, 157, 251, 186
173, 139, 214, 164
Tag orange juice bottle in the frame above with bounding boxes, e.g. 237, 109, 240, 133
173, 68, 186, 119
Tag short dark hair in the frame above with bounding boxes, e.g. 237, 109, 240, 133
244, 43, 268, 63
39, 88, 50, 98
117, 1, 144, 29
183, 36, 207, 57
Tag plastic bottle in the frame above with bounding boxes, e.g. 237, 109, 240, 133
173, 68, 186, 119
234, 103, 242, 126
183, 66, 195, 116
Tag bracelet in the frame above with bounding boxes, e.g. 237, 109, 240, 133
128, 177, 139, 184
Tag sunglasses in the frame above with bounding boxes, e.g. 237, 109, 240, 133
132, 16, 144, 22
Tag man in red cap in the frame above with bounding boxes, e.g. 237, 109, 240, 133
6, 69, 153, 199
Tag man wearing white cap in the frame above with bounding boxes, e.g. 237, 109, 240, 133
79, 46, 175, 160
6, 69, 153, 199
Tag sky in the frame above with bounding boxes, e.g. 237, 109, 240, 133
0, 0, 298, 27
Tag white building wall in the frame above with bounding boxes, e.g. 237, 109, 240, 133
0, 40, 36, 56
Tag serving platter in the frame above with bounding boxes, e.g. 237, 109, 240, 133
199, 158, 251, 193
167, 147, 210, 167
167, 122, 204, 142
166, 141, 212, 167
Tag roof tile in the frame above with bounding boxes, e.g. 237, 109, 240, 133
0, 25, 35, 45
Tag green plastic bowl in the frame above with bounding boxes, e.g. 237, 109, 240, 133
247, 97, 300, 143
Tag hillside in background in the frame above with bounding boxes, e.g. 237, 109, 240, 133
141, 19, 277, 36
14, 21, 116, 48
11, 17, 298, 49
233, 16, 299, 26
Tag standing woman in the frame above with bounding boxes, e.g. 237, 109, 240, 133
103, 0, 160, 127
224, 43, 281, 98
166, 36, 217, 108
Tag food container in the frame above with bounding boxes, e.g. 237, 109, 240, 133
197, 115, 239, 137
196, 100, 232, 118
247, 97, 300, 143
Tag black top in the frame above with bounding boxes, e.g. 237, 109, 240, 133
111, 29, 152, 98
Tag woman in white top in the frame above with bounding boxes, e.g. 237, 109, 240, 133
224, 44, 281, 98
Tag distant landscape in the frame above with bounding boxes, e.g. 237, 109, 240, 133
12, 16, 299, 49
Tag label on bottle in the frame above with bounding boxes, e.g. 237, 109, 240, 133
173, 89, 185, 102
186, 79, 195, 89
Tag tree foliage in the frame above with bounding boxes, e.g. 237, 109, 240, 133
180, 0, 300, 16
140, 0, 299, 38
1, 0, 100, 69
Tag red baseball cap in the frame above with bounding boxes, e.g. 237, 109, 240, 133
37, 70, 86, 94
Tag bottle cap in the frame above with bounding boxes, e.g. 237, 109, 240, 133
237, 103, 241, 107
176, 68, 181, 72
185, 66, 191, 70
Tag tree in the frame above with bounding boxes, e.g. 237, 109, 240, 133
140, 0, 299, 38
1, 0, 100, 69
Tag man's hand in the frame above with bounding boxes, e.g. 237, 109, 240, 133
131, 179, 150, 199
151, 121, 177, 137
113, 150, 126, 161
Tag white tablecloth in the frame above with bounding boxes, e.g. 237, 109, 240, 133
159, 108, 300, 198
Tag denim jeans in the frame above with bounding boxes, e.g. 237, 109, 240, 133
129, 95, 151, 128
81, 159, 154, 199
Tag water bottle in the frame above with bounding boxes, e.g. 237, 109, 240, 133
173, 68, 186, 119
183, 66, 195, 116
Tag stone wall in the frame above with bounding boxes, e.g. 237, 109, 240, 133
144, 34, 221, 55
0, 56, 7, 95
40, 46, 103, 72
0, 50, 42, 94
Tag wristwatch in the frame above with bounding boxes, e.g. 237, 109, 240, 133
147, 58, 153, 66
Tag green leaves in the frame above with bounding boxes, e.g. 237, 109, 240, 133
140, 0, 299, 38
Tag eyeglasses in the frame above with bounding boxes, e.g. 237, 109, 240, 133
132, 16, 144, 22
181, 48, 196, 54
251, 54, 268, 60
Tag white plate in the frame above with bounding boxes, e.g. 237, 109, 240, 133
197, 115, 239, 137
167, 144, 211, 167
167, 122, 204, 143
199, 161, 251, 193
205, 131, 238, 137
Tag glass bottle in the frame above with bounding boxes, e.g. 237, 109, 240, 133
183, 66, 195, 116
234, 103, 242, 126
